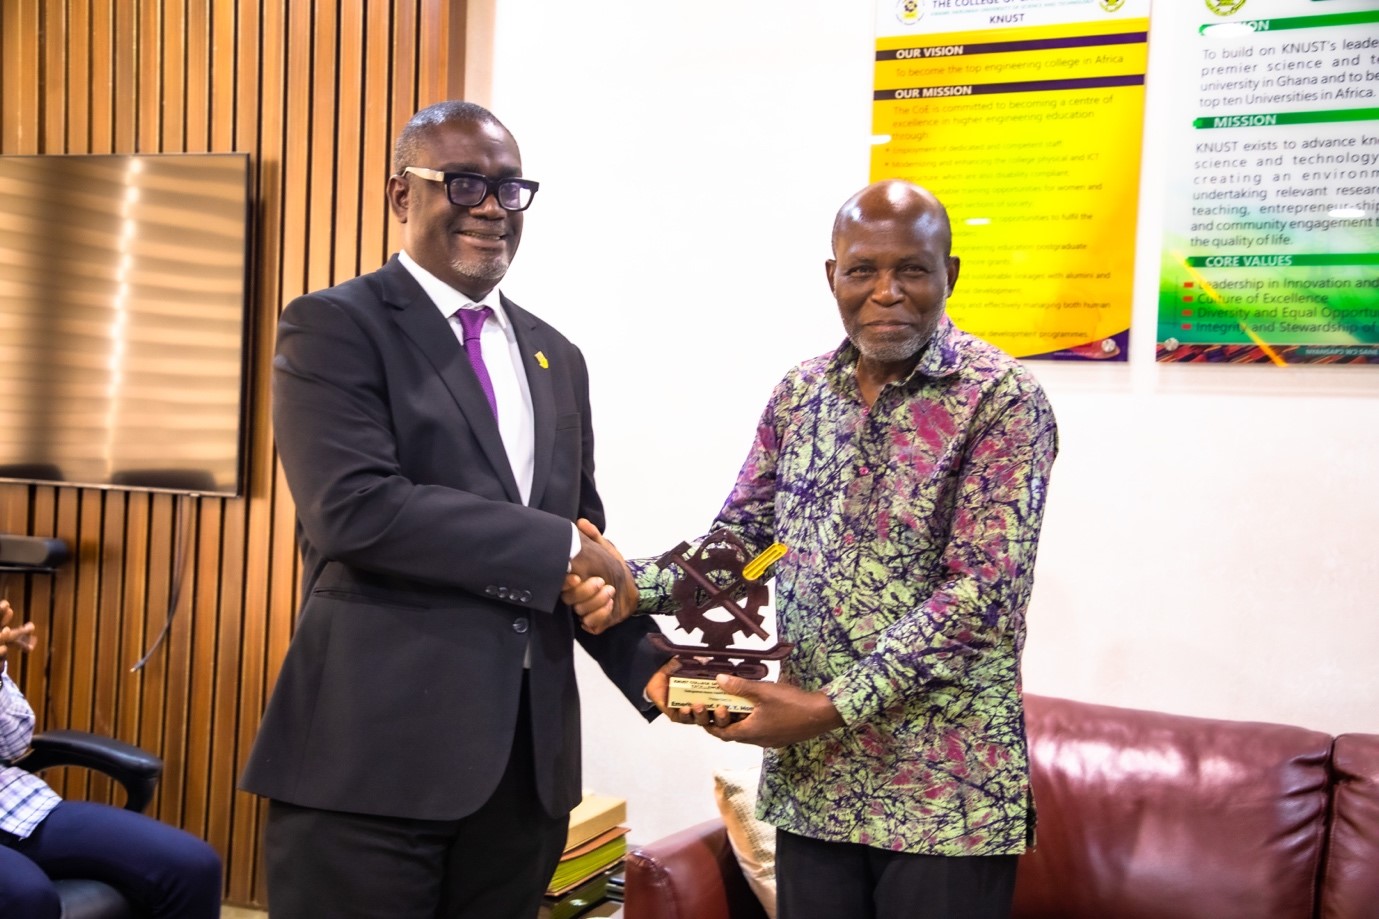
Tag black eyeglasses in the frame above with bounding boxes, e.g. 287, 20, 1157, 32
401, 166, 539, 212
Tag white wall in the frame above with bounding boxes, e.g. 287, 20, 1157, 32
486, 1, 1379, 845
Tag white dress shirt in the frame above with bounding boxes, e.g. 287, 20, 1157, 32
395, 253, 582, 637
397, 251, 536, 504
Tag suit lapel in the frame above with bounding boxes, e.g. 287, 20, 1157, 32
503, 294, 557, 510
378, 258, 522, 503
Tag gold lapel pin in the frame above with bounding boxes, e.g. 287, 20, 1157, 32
535, 351, 549, 369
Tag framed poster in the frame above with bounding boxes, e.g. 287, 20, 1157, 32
873, 0, 1151, 360
1157, 1, 1379, 364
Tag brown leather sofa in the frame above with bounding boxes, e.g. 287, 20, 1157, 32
624, 694, 1379, 919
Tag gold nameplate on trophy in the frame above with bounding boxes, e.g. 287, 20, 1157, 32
666, 677, 755, 713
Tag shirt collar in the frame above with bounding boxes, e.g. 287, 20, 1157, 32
829, 314, 963, 388
396, 250, 511, 332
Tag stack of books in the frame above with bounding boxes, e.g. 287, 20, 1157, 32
540, 792, 629, 919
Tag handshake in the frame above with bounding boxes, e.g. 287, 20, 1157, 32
559, 521, 839, 743
562, 518, 638, 635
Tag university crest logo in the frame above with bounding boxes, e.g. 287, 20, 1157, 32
1205, 0, 1247, 15
1099, 0, 1126, 11
897, 0, 924, 26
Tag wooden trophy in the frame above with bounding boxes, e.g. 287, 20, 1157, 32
649, 529, 791, 715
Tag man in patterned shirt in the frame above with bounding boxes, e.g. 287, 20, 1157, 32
570, 179, 1057, 918
0, 599, 222, 917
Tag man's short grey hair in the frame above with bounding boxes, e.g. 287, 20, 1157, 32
392, 101, 513, 174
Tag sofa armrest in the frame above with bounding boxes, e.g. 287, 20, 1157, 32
14, 728, 163, 813
625, 819, 768, 919
1320, 732, 1379, 919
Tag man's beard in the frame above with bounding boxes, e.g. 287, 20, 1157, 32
451, 251, 511, 285
851, 331, 928, 364
843, 315, 935, 364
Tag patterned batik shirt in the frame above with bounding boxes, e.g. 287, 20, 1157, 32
0, 663, 61, 839
633, 316, 1058, 856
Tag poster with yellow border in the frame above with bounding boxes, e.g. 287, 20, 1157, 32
873, 0, 1150, 360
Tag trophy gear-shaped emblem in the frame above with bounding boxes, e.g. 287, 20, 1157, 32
650, 530, 791, 711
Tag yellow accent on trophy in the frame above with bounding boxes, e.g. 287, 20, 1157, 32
742, 542, 787, 581
535, 351, 549, 369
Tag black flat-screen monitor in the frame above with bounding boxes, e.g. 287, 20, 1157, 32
0, 152, 251, 496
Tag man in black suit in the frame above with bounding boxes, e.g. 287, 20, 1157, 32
240, 100, 665, 919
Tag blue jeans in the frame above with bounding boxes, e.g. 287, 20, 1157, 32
0, 800, 222, 918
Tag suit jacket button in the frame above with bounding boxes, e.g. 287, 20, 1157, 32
519, 591, 532, 604
512, 617, 529, 634
485, 585, 498, 597
497, 587, 510, 600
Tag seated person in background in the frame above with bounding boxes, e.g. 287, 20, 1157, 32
0, 599, 223, 918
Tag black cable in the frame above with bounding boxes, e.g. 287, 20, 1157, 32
130, 494, 194, 672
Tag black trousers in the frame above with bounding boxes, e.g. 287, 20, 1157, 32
263, 677, 567, 919
776, 828, 1019, 919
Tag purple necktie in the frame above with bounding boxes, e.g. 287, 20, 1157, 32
456, 306, 497, 419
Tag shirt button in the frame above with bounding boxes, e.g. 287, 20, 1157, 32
512, 618, 529, 634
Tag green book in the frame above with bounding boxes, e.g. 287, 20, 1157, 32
546, 835, 627, 896
539, 866, 614, 919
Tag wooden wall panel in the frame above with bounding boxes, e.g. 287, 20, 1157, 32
0, 0, 469, 906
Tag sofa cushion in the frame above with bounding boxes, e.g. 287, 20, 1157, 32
1319, 732, 1379, 919
713, 767, 777, 918
1013, 695, 1332, 919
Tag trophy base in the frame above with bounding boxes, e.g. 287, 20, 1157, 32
666, 676, 754, 714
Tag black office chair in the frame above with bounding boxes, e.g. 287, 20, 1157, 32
12, 729, 164, 919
